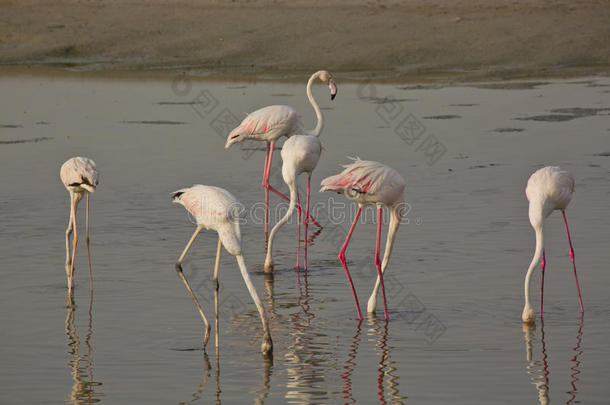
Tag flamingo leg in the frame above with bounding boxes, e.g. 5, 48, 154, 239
175, 225, 211, 347
339, 206, 363, 321
68, 193, 78, 296
65, 194, 74, 283
213, 236, 221, 349
375, 207, 389, 320
86, 193, 93, 293
562, 210, 584, 313
263, 143, 271, 244
304, 174, 311, 271
296, 189, 301, 269
213, 235, 222, 283
540, 251, 546, 318
261, 143, 321, 229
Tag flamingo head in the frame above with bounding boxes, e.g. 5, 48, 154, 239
522, 305, 534, 323
318, 70, 337, 100
225, 127, 246, 148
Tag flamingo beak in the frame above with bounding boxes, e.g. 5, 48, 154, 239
329, 79, 337, 100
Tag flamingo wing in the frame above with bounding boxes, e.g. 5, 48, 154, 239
225, 105, 301, 147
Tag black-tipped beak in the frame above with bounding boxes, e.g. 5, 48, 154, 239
329, 78, 338, 101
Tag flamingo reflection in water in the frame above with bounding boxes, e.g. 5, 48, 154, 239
284, 268, 334, 404
522, 314, 585, 404
340, 319, 406, 404
65, 294, 103, 403
184, 257, 273, 404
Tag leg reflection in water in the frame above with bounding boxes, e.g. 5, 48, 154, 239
522, 314, 585, 405
566, 314, 584, 405
368, 318, 406, 405
65, 293, 103, 404
340, 322, 361, 404
522, 321, 549, 405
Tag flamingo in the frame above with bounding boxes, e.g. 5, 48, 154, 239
60, 157, 99, 295
225, 70, 337, 243
320, 158, 406, 320
522, 166, 583, 323
172, 185, 272, 355
264, 134, 322, 272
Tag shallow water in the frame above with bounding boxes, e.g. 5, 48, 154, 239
1, 71, 609, 404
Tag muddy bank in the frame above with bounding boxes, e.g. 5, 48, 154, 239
1, 0, 609, 81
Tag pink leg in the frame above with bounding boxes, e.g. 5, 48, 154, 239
562, 210, 584, 313
375, 207, 389, 320
304, 175, 311, 271
339, 206, 363, 321
263, 143, 271, 244
540, 250, 546, 318
86, 193, 93, 293
296, 190, 301, 269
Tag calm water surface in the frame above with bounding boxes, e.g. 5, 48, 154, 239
1, 71, 609, 404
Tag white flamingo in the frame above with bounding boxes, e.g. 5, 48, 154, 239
264, 134, 322, 272
522, 166, 583, 323
172, 185, 272, 355
60, 157, 99, 295
320, 158, 406, 320
225, 70, 337, 242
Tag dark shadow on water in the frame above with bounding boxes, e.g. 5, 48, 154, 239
515, 107, 610, 122
65, 293, 103, 404
422, 115, 461, 120
0, 136, 53, 144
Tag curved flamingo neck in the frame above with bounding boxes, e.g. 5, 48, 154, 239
265, 181, 297, 267
380, 204, 402, 272
305, 71, 324, 137
524, 225, 544, 310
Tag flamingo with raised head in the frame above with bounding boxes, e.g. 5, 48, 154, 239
172, 185, 272, 355
522, 166, 583, 323
60, 157, 99, 295
225, 70, 337, 242
264, 134, 322, 272
320, 158, 406, 320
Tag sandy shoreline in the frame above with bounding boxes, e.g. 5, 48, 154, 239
1, 0, 610, 81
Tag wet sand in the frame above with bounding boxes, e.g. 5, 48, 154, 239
1, 0, 610, 81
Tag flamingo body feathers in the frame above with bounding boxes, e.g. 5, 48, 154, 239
60, 157, 99, 194
280, 134, 322, 184
172, 185, 244, 256
526, 166, 574, 227
320, 157, 405, 207
225, 105, 302, 147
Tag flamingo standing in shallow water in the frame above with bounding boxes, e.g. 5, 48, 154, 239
320, 158, 406, 320
60, 157, 99, 295
264, 134, 322, 272
522, 166, 583, 323
225, 70, 337, 243
172, 185, 272, 355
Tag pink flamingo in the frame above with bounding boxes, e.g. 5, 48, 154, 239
60, 157, 99, 295
522, 166, 583, 323
264, 134, 322, 272
320, 158, 406, 320
172, 185, 272, 355
225, 70, 337, 242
